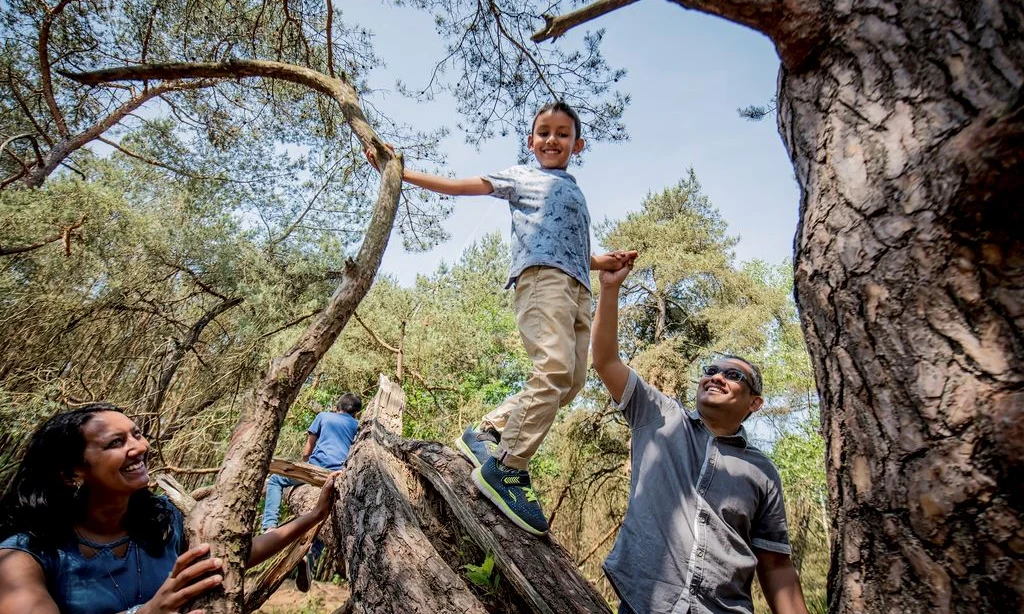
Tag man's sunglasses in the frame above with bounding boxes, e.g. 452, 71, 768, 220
701, 365, 761, 396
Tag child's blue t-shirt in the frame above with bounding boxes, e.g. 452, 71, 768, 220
307, 411, 359, 470
482, 165, 592, 292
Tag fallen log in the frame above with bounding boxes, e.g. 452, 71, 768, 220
329, 375, 611, 613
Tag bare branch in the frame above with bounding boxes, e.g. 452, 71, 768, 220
97, 136, 211, 179
325, 0, 336, 78
0, 214, 86, 257
157, 465, 223, 475
577, 520, 622, 566
487, 1, 557, 99
60, 60, 388, 153
39, 0, 74, 137
532, 0, 642, 43
268, 458, 332, 486
0, 134, 44, 189
351, 311, 399, 353
532, 0, 827, 70
255, 309, 320, 341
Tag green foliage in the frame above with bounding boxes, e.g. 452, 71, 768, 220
310, 232, 528, 444
463, 551, 501, 592
596, 170, 775, 400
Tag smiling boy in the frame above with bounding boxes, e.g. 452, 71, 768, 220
591, 263, 809, 614
368, 102, 636, 535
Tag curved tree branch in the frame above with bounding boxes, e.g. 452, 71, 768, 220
39, 0, 74, 138
60, 60, 389, 153
533, 0, 827, 71
0, 214, 86, 257
532, 0, 643, 43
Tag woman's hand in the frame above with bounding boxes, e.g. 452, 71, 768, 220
313, 470, 343, 521
139, 544, 222, 614
249, 471, 343, 567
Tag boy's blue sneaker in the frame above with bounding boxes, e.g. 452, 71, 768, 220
471, 456, 549, 536
454, 423, 499, 468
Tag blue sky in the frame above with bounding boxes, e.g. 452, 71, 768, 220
345, 0, 800, 286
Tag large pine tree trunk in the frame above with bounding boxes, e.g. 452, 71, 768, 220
778, 2, 1024, 612
533, 1, 1024, 611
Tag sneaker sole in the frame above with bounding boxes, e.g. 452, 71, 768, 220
471, 467, 547, 536
454, 435, 484, 468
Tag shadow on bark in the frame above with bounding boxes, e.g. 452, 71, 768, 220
251, 375, 611, 614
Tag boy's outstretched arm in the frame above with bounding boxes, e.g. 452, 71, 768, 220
592, 262, 634, 402
591, 249, 638, 271
366, 146, 492, 196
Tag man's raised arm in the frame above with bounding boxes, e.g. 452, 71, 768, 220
592, 262, 634, 403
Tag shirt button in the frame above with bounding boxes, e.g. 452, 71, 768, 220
697, 549, 705, 558
689, 588, 697, 595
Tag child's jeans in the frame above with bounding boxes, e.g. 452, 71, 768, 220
479, 266, 591, 470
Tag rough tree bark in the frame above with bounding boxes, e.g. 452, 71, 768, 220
63, 59, 406, 613
331, 376, 611, 614
536, 1, 1023, 612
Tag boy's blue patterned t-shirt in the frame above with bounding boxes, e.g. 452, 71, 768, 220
482, 165, 592, 292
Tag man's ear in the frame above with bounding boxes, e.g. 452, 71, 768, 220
573, 138, 585, 154
747, 395, 764, 415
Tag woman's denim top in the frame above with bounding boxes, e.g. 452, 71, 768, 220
0, 497, 184, 613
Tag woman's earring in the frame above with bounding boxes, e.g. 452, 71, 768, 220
72, 480, 84, 499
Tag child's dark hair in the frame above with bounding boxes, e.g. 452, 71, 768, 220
336, 392, 362, 415
533, 101, 582, 140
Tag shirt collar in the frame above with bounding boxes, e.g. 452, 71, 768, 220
535, 165, 576, 183
685, 408, 749, 447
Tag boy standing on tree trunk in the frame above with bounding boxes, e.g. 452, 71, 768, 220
368, 101, 635, 535
591, 262, 809, 614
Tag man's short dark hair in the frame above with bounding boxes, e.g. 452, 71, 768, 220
533, 101, 582, 140
720, 354, 763, 397
336, 393, 362, 415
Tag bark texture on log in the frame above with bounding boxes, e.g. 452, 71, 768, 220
333, 376, 611, 614
777, 2, 1024, 612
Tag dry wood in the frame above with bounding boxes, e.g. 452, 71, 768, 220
330, 375, 610, 614
242, 514, 322, 611
155, 474, 198, 516
269, 459, 333, 486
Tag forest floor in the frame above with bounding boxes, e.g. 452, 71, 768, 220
254, 580, 350, 614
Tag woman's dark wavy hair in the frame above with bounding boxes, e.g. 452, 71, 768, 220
0, 403, 174, 556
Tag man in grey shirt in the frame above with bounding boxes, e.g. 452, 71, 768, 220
591, 261, 809, 614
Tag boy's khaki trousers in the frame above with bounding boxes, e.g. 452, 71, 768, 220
479, 266, 591, 470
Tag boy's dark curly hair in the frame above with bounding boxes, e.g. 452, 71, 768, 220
0, 403, 175, 556
533, 101, 582, 140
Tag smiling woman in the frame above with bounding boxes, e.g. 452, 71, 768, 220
0, 404, 339, 614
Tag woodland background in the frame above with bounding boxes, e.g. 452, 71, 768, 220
13, 0, 1012, 611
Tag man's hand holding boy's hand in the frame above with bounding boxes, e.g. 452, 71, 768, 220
592, 250, 638, 272
599, 260, 633, 288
